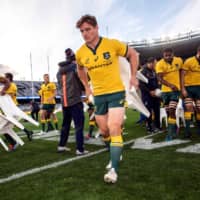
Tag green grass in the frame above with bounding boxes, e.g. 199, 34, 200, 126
1, 109, 200, 200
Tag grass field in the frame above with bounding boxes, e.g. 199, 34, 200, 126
1, 109, 200, 200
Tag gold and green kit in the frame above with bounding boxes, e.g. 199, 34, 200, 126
76, 37, 128, 96
156, 57, 183, 92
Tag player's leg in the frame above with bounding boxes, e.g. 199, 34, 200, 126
71, 102, 86, 154
94, 95, 110, 149
104, 91, 125, 183
184, 97, 194, 138
40, 108, 47, 132
195, 99, 200, 135
58, 107, 71, 148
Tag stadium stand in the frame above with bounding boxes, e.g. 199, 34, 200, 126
128, 30, 200, 64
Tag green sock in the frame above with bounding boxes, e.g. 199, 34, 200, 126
42, 123, 45, 132
54, 122, 58, 130
185, 120, 191, 136
197, 121, 200, 135
168, 124, 176, 138
110, 145, 123, 172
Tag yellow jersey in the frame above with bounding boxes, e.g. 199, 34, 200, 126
6, 82, 18, 105
39, 82, 56, 104
156, 57, 183, 92
181, 56, 200, 86
76, 37, 128, 96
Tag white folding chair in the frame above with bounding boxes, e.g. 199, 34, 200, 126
118, 57, 150, 118
160, 107, 168, 127
128, 87, 150, 117
176, 99, 186, 128
0, 113, 24, 151
0, 95, 39, 151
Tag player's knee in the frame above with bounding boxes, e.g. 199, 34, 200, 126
196, 100, 200, 112
168, 101, 177, 116
108, 122, 122, 136
184, 98, 193, 112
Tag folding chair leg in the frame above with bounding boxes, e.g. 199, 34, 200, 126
6, 129, 24, 146
0, 137, 9, 151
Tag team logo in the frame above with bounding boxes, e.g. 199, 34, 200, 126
103, 52, 111, 60
94, 56, 99, 62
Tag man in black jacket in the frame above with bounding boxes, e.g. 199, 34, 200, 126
57, 48, 88, 155
139, 57, 161, 134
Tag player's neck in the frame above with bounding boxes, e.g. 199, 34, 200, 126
86, 36, 101, 49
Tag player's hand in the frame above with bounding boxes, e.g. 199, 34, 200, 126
85, 86, 93, 99
169, 84, 178, 91
150, 90, 156, 97
129, 76, 139, 90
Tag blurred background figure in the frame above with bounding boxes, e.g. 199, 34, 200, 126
30, 100, 40, 121
139, 57, 162, 134
39, 74, 58, 133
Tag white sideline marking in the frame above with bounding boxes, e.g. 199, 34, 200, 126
0, 137, 139, 184
132, 138, 190, 150
176, 143, 200, 154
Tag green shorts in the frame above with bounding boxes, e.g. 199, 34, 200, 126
42, 104, 55, 113
185, 85, 200, 99
94, 91, 126, 115
162, 91, 180, 105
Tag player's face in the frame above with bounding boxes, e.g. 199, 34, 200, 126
163, 52, 173, 63
79, 22, 99, 45
147, 60, 156, 69
43, 75, 49, 83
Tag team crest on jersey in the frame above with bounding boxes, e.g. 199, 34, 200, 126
85, 58, 90, 64
94, 56, 99, 62
103, 52, 111, 60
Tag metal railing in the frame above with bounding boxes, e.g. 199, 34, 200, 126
128, 29, 200, 48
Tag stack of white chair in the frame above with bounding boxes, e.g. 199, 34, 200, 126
119, 57, 150, 118
160, 107, 168, 128
0, 94, 39, 151
176, 98, 186, 128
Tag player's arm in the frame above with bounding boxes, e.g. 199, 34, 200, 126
48, 89, 56, 102
126, 47, 139, 89
77, 65, 92, 97
0, 77, 10, 95
180, 64, 188, 98
38, 89, 43, 104
157, 72, 178, 91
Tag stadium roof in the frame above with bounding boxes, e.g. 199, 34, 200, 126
128, 30, 200, 64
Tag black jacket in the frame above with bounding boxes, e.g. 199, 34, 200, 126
57, 61, 84, 107
139, 65, 159, 98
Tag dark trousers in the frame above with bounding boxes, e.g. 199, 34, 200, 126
59, 102, 84, 152
31, 109, 40, 121
142, 95, 161, 130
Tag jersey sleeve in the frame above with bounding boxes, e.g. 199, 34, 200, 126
111, 39, 128, 57
51, 83, 56, 90
155, 61, 164, 74
75, 51, 83, 67
38, 89, 42, 96
182, 59, 190, 71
